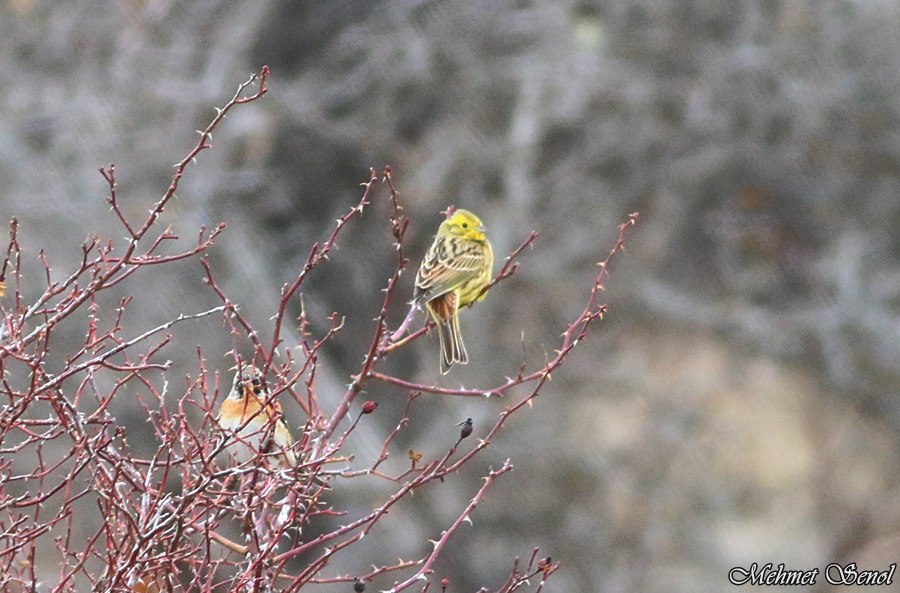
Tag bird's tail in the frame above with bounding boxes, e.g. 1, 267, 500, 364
436, 312, 468, 374
428, 294, 468, 374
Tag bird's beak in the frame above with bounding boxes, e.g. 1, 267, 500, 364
477, 224, 486, 232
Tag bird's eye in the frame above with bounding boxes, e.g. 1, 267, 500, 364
461, 222, 469, 228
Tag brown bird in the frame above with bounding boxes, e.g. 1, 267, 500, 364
216, 365, 296, 469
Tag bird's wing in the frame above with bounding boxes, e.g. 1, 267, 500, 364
414, 239, 486, 303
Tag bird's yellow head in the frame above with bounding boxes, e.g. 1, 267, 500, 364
438, 209, 487, 242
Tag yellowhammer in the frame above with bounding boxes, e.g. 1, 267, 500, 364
415, 209, 494, 374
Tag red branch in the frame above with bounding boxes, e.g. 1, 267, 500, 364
0, 61, 636, 593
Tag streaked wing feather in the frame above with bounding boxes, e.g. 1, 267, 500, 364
415, 244, 486, 303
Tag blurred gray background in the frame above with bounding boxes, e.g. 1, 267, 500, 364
3, 1, 900, 592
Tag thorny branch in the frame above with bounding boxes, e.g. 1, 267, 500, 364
0, 65, 638, 593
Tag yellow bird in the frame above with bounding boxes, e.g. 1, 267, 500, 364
414, 209, 494, 373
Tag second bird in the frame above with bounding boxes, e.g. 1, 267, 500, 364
217, 365, 296, 470
414, 209, 494, 374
